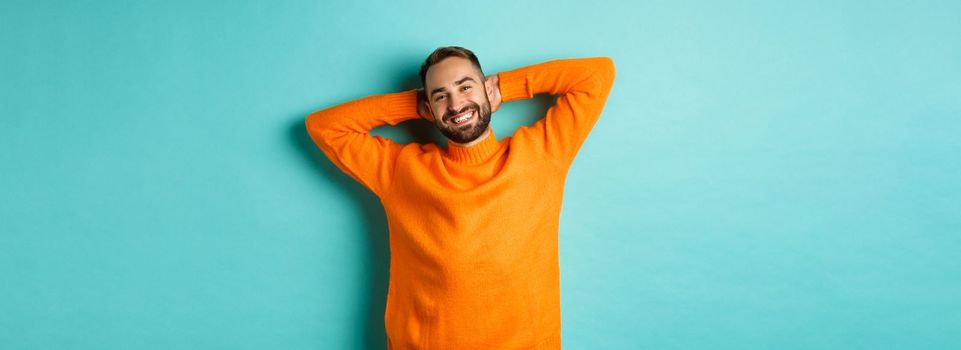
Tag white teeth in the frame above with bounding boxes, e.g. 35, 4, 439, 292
453, 111, 472, 123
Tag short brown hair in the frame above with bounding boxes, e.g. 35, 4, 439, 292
419, 46, 484, 88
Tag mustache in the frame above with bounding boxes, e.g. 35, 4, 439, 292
444, 103, 480, 122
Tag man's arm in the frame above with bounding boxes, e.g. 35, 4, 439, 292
305, 89, 424, 197
496, 57, 616, 166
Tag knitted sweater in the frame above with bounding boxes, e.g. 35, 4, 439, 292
306, 57, 615, 349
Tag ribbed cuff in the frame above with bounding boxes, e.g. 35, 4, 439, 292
498, 69, 531, 103
383, 89, 420, 119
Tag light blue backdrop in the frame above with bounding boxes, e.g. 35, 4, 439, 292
2, 1, 959, 349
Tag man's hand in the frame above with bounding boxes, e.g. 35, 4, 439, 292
486, 74, 502, 114
416, 88, 435, 122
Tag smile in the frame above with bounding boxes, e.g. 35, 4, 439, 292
450, 110, 475, 126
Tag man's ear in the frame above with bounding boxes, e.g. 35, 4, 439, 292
424, 101, 436, 123
485, 76, 494, 97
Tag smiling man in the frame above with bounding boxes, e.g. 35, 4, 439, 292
306, 46, 615, 349
418, 49, 496, 147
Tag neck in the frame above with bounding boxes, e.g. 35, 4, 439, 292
449, 127, 491, 148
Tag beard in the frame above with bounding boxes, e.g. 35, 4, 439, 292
435, 97, 492, 144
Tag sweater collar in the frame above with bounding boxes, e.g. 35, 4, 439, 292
445, 128, 501, 164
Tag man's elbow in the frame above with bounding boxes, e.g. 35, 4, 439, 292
305, 112, 317, 134
305, 108, 332, 131
595, 57, 616, 87
305, 110, 331, 140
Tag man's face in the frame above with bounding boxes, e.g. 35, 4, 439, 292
424, 56, 492, 144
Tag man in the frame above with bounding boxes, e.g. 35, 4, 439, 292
306, 46, 615, 349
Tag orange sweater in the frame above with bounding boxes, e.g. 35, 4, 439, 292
306, 57, 615, 349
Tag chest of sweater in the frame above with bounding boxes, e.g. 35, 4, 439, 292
381, 142, 569, 278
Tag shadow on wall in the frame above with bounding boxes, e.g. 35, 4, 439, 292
290, 68, 555, 349
288, 64, 437, 348
290, 117, 392, 349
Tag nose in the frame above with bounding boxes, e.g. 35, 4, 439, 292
447, 94, 467, 114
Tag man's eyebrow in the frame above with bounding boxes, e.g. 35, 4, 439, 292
429, 76, 478, 97
455, 76, 478, 85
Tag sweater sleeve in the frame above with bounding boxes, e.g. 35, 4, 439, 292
305, 89, 422, 197
497, 57, 616, 166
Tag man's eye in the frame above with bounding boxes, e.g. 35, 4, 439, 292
435, 96, 445, 101
462, 86, 472, 92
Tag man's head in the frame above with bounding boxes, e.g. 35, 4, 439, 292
419, 46, 494, 144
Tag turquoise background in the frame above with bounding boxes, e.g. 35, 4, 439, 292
2, 0, 959, 349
